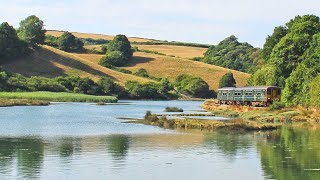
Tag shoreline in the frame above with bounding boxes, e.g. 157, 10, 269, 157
0, 99, 50, 107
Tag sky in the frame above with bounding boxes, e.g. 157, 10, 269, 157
1, 0, 319, 47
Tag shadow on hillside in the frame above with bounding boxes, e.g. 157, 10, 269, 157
124, 56, 155, 67
2, 47, 115, 80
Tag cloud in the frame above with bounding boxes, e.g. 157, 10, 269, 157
1, 0, 319, 47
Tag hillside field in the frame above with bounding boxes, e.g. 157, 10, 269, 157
2, 31, 251, 91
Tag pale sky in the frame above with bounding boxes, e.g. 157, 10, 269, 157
1, 0, 319, 47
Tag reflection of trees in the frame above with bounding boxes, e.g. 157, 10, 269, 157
204, 131, 253, 160
16, 138, 44, 179
0, 138, 44, 179
59, 138, 75, 157
257, 127, 320, 180
0, 139, 16, 171
107, 135, 130, 160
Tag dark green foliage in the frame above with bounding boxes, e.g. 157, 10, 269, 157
0, 69, 120, 96
97, 76, 117, 95
44, 35, 58, 47
125, 80, 174, 99
107, 35, 133, 59
269, 99, 286, 110
134, 68, 149, 78
202, 35, 261, 73
144, 111, 159, 123
18, 15, 46, 47
81, 38, 109, 45
0, 22, 29, 61
219, 72, 236, 88
251, 14, 320, 107
57, 32, 84, 52
165, 107, 183, 112
175, 74, 211, 98
261, 26, 288, 60
99, 51, 128, 67
309, 75, 320, 107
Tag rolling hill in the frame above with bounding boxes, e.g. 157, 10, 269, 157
1, 31, 251, 91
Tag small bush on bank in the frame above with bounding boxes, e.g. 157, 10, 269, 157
270, 99, 286, 111
164, 107, 183, 112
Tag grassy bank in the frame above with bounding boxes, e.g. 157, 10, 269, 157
130, 111, 279, 131
202, 100, 320, 123
0, 99, 50, 107
0, 91, 117, 103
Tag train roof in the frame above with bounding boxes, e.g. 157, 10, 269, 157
218, 86, 280, 91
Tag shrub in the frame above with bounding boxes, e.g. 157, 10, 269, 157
175, 74, 212, 98
134, 68, 149, 78
270, 99, 286, 110
165, 107, 183, 112
99, 51, 128, 67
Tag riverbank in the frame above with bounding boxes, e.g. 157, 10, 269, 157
126, 111, 280, 131
202, 100, 320, 123
0, 91, 118, 103
0, 98, 50, 107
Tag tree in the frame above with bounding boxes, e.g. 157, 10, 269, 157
57, 32, 83, 52
219, 72, 236, 88
175, 74, 211, 98
134, 68, 149, 78
0, 22, 28, 60
202, 35, 261, 73
107, 35, 133, 59
97, 76, 116, 95
309, 75, 320, 107
18, 15, 46, 46
261, 26, 288, 60
99, 51, 128, 67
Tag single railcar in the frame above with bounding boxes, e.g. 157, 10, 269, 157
217, 86, 281, 106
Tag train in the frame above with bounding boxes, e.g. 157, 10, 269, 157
217, 86, 281, 106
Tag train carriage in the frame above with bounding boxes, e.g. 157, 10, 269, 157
217, 86, 281, 106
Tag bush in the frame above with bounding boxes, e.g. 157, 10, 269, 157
144, 111, 159, 123
164, 107, 183, 112
134, 68, 149, 78
99, 51, 128, 67
175, 74, 212, 98
270, 99, 286, 110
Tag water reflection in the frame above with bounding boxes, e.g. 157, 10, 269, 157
257, 127, 320, 180
0, 127, 320, 179
204, 131, 254, 161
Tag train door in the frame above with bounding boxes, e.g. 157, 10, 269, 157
272, 88, 278, 100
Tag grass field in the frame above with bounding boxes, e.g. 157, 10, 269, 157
2, 45, 152, 85
0, 92, 117, 103
124, 52, 250, 90
134, 45, 208, 59
3, 31, 251, 91
46, 30, 154, 43
80, 46, 250, 90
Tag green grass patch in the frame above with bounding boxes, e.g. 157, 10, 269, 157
0, 91, 117, 103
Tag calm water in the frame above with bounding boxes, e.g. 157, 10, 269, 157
0, 101, 319, 180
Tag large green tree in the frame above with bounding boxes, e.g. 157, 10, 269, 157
57, 32, 84, 52
0, 22, 26, 60
18, 15, 46, 46
202, 35, 261, 73
107, 34, 133, 59
219, 72, 236, 88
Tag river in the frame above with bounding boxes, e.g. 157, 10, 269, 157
0, 100, 319, 180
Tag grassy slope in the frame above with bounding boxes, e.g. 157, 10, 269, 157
3, 31, 250, 91
134, 45, 208, 59
83, 45, 250, 90
2, 45, 151, 85
46, 30, 154, 43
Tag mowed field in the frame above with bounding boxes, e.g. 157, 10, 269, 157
75, 50, 251, 90
134, 45, 207, 59
2, 45, 151, 85
46, 30, 153, 43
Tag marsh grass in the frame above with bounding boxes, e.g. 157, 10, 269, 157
0, 91, 117, 103
0, 99, 49, 107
